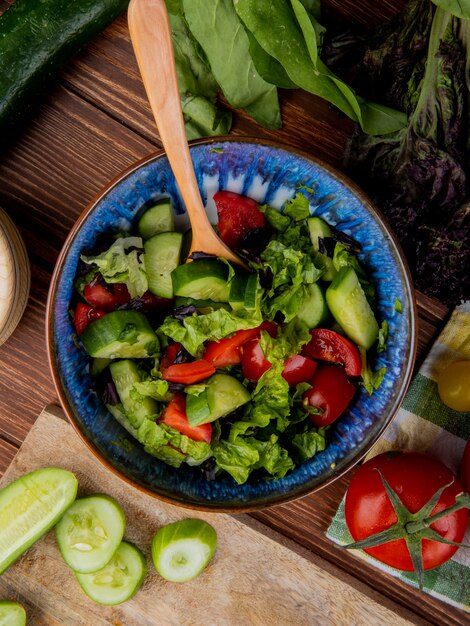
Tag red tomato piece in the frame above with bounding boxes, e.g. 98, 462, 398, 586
282, 355, 317, 387
461, 438, 470, 493
160, 394, 212, 443
204, 322, 278, 369
241, 338, 271, 381
83, 281, 130, 312
301, 328, 362, 377
160, 342, 182, 374
214, 190, 266, 250
163, 360, 215, 384
74, 302, 106, 336
139, 290, 174, 312
303, 364, 356, 426
345, 451, 468, 571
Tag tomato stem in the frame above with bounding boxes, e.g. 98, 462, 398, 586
406, 492, 470, 534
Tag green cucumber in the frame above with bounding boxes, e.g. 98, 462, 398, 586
90, 358, 111, 377
296, 283, 329, 328
0, 468, 78, 575
0, 601, 26, 626
109, 360, 158, 429
307, 217, 337, 281
187, 374, 250, 426
152, 519, 217, 583
171, 259, 231, 302
229, 274, 259, 311
138, 200, 174, 240
80, 311, 158, 359
0, 0, 129, 137
326, 267, 379, 349
75, 541, 147, 605
55, 495, 125, 574
243, 273, 259, 310
174, 296, 230, 313
144, 231, 183, 298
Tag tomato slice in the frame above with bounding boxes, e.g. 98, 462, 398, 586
74, 302, 107, 336
214, 191, 266, 250
160, 394, 212, 443
301, 328, 362, 377
83, 281, 130, 312
160, 342, 182, 374
204, 322, 278, 369
303, 364, 356, 426
241, 338, 271, 381
163, 360, 215, 384
282, 355, 317, 387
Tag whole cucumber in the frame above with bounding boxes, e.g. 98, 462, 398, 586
0, 0, 129, 138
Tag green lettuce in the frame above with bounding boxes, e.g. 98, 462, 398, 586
81, 237, 148, 298
130, 378, 171, 403
291, 427, 326, 462
359, 347, 387, 395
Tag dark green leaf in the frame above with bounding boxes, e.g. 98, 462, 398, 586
430, 0, 470, 18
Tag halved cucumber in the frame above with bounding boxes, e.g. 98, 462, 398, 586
307, 216, 337, 281
187, 374, 251, 426
152, 519, 217, 583
138, 200, 174, 240
109, 360, 158, 429
296, 283, 329, 329
144, 231, 183, 298
171, 259, 230, 302
0, 468, 78, 575
55, 495, 125, 574
75, 541, 147, 605
80, 311, 158, 359
229, 274, 259, 311
0, 601, 26, 626
326, 267, 379, 349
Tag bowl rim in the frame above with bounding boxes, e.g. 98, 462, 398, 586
46, 135, 417, 512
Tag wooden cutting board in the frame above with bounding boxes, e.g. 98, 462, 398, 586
0, 405, 419, 626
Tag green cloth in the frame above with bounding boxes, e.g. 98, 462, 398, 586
327, 301, 470, 611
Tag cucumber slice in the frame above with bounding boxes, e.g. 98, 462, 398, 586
296, 283, 329, 329
90, 357, 111, 377
80, 311, 158, 359
138, 200, 174, 240
109, 360, 158, 429
0, 468, 78, 575
55, 495, 125, 574
243, 274, 259, 310
171, 259, 230, 302
152, 519, 217, 583
174, 297, 230, 313
0, 601, 26, 626
228, 275, 246, 311
75, 541, 147, 605
326, 267, 379, 349
144, 231, 183, 298
307, 217, 337, 281
187, 374, 251, 426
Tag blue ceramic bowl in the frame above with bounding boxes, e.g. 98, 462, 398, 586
47, 138, 416, 511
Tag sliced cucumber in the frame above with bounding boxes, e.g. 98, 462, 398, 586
152, 519, 217, 583
243, 273, 259, 310
174, 297, 230, 313
307, 216, 337, 281
228, 274, 246, 311
75, 541, 147, 605
187, 374, 251, 426
326, 267, 379, 349
138, 200, 174, 240
90, 357, 111, 377
144, 231, 183, 298
0, 468, 78, 575
55, 495, 125, 574
109, 360, 158, 429
80, 311, 158, 359
0, 601, 26, 626
296, 283, 329, 329
171, 259, 230, 302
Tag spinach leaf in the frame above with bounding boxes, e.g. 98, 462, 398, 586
246, 30, 297, 89
431, 0, 470, 18
183, 0, 281, 129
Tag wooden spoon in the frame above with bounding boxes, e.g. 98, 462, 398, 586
128, 0, 247, 268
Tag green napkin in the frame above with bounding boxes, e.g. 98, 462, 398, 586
327, 302, 470, 611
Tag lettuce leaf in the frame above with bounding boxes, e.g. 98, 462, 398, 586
291, 427, 326, 462
212, 438, 260, 484
130, 378, 171, 402
81, 237, 148, 298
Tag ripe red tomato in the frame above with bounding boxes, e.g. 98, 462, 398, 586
303, 364, 356, 426
345, 452, 468, 572
160, 342, 182, 374
241, 338, 271, 381
160, 394, 211, 443
282, 355, 317, 387
83, 281, 130, 311
163, 360, 215, 384
301, 328, 362, 376
214, 191, 266, 250
74, 302, 106, 336
461, 439, 470, 493
207, 322, 278, 370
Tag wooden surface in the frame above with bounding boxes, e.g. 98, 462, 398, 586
0, 405, 426, 626
0, 1, 465, 624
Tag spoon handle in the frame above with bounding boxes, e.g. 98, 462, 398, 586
128, 0, 245, 267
